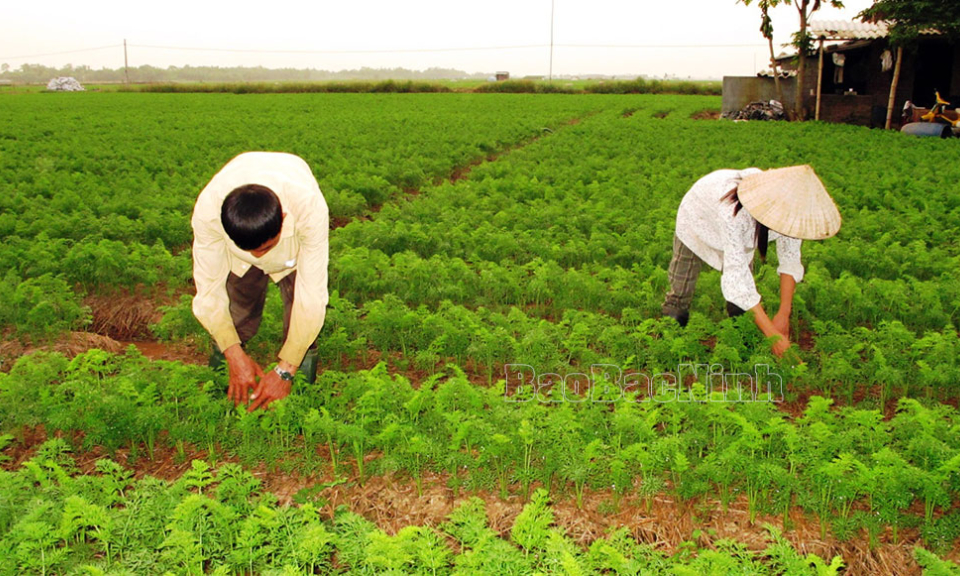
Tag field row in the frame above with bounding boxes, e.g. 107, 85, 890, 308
5, 92, 960, 574
4, 438, 875, 575
4, 349, 960, 554
143, 95, 960, 406
0, 93, 619, 341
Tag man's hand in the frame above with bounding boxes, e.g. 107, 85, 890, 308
224, 345, 263, 407
247, 361, 296, 412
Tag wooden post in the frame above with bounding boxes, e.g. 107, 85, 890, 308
885, 46, 903, 130
124, 39, 129, 85
815, 38, 824, 121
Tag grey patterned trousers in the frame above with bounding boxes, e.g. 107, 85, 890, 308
662, 234, 702, 317
661, 234, 751, 318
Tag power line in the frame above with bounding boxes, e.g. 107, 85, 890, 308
0, 44, 121, 60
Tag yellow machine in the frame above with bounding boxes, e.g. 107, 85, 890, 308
901, 91, 960, 138
920, 92, 960, 127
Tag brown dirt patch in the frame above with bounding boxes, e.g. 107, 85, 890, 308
691, 109, 721, 120
4, 428, 234, 483
2, 425, 52, 466
120, 339, 207, 365
1, 283, 206, 369
331, 114, 590, 229
0, 331, 125, 368
84, 287, 185, 340
0, 332, 206, 370
221, 469, 954, 575
4, 425, 955, 575
448, 158, 490, 184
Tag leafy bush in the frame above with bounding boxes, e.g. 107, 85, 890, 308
0, 273, 90, 340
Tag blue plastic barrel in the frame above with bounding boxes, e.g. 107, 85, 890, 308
900, 122, 952, 138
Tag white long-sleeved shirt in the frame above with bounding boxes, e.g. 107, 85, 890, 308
675, 168, 804, 311
191, 152, 329, 366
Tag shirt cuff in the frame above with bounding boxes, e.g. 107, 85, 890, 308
735, 292, 762, 312
721, 279, 762, 311
278, 341, 312, 368
213, 329, 241, 354
777, 264, 805, 284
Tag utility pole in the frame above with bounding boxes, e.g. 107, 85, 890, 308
549, 0, 555, 82
124, 39, 129, 84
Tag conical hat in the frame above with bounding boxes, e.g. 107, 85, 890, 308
738, 165, 841, 240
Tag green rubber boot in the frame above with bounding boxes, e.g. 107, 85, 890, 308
299, 347, 319, 385
209, 346, 226, 372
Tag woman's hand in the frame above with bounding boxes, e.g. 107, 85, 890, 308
751, 303, 792, 358
772, 309, 791, 339
770, 334, 792, 357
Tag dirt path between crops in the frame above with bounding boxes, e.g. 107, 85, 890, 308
3, 428, 951, 576
331, 114, 588, 229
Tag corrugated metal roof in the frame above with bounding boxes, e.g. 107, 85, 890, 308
809, 20, 890, 40
810, 20, 940, 40
757, 68, 796, 78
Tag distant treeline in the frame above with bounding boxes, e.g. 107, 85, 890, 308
125, 78, 720, 95
0, 63, 489, 84
131, 80, 456, 94
475, 79, 721, 96
0, 63, 721, 96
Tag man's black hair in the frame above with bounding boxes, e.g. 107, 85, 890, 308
221, 184, 283, 250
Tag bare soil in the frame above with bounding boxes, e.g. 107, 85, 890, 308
3, 428, 951, 576
691, 109, 721, 120
331, 114, 588, 229
119, 339, 209, 365
0, 331, 125, 366
84, 291, 164, 340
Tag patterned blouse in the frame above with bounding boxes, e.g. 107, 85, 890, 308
675, 168, 804, 311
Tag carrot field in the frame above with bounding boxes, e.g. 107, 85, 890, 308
2, 91, 960, 574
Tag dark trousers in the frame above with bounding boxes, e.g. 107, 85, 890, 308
226, 268, 298, 345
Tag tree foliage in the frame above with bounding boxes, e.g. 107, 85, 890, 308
860, 0, 960, 45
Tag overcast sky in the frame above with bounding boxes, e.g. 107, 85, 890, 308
3, 0, 875, 79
